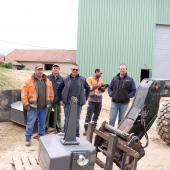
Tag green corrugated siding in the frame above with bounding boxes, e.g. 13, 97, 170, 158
77, 0, 170, 84
156, 0, 170, 24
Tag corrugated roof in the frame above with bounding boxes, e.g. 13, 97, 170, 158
5, 57, 22, 66
0, 54, 21, 65
6, 49, 76, 63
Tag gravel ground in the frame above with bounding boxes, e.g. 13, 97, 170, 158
0, 93, 170, 170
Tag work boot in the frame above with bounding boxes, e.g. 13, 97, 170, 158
25, 141, 31, 146
47, 127, 56, 133
83, 131, 87, 136
56, 127, 62, 133
32, 133, 39, 140
56, 125, 63, 133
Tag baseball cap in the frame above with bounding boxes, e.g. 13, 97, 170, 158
52, 64, 59, 68
35, 64, 43, 70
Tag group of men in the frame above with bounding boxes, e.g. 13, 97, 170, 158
21, 64, 136, 146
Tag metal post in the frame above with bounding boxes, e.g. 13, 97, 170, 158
61, 96, 79, 145
105, 134, 118, 170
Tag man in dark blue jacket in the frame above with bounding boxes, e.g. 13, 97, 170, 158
61, 64, 90, 137
108, 64, 136, 127
45, 64, 63, 132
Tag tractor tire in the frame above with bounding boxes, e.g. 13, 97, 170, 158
157, 102, 170, 145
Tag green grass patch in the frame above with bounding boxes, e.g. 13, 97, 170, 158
0, 62, 12, 69
0, 68, 29, 90
0, 67, 68, 91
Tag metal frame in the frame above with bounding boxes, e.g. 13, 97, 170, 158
87, 122, 139, 170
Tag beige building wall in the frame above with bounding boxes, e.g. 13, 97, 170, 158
20, 62, 43, 70
58, 63, 74, 75
20, 62, 74, 75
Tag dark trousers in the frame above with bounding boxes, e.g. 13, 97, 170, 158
45, 103, 61, 129
84, 101, 102, 131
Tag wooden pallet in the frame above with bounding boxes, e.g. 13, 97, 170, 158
11, 153, 41, 170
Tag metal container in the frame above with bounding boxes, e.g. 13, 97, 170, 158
11, 101, 26, 125
10, 101, 37, 132
38, 133, 96, 170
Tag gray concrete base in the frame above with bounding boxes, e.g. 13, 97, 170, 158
38, 133, 96, 170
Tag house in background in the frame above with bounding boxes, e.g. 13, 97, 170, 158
5, 57, 23, 69
5, 49, 76, 73
0, 55, 5, 62
0, 54, 23, 69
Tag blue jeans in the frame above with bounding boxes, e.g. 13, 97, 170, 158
25, 107, 47, 141
64, 103, 82, 137
109, 102, 128, 127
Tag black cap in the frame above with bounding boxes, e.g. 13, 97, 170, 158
52, 64, 59, 68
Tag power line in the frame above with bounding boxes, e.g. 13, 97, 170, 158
0, 40, 49, 49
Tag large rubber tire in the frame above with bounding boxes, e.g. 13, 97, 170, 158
157, 102, 170, 145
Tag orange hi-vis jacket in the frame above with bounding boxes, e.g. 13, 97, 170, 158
21, 74, 54, 108
87, 76, 104, 96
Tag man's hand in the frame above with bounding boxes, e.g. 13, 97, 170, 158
98, 84, 109, 92
60, 101, 64, 106
92, 83, 102, 90
24, 105, 31, 111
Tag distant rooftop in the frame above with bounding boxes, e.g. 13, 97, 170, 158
6, 49, 76, 63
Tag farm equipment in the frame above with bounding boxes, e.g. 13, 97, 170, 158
86, 79, 170, 170
38, 96, 96, 170
1, 79, 170, 170
156, 101, 170, 145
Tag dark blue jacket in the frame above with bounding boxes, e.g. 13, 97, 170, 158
61, 75, 90, 105
108, 73, 136, 103
48, 74, 64, 103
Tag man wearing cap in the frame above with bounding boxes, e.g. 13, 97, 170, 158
21, 64, 54, 146
61, 64, 90, 137
45, 64, 63, 132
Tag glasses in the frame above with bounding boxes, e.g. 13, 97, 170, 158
72, 69, 79, 71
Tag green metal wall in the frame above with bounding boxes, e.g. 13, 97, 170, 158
77, 0, 170, 84
156, 0, 170, 24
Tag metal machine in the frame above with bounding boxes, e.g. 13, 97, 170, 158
38, 96, 96, 170
11, 101, 27, 126
86, 79, 170, 170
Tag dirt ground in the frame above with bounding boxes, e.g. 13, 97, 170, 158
0, 93, 170, 170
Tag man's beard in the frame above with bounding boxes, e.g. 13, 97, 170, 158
96, 75, 101, 79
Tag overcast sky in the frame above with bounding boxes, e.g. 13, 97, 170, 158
0, 0, 78, 55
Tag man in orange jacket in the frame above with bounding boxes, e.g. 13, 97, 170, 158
83, 69, 104, 136
21, 64, 54, 146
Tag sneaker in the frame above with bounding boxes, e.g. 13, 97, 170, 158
83, 131, 87, 136
25, 141, 31, 146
